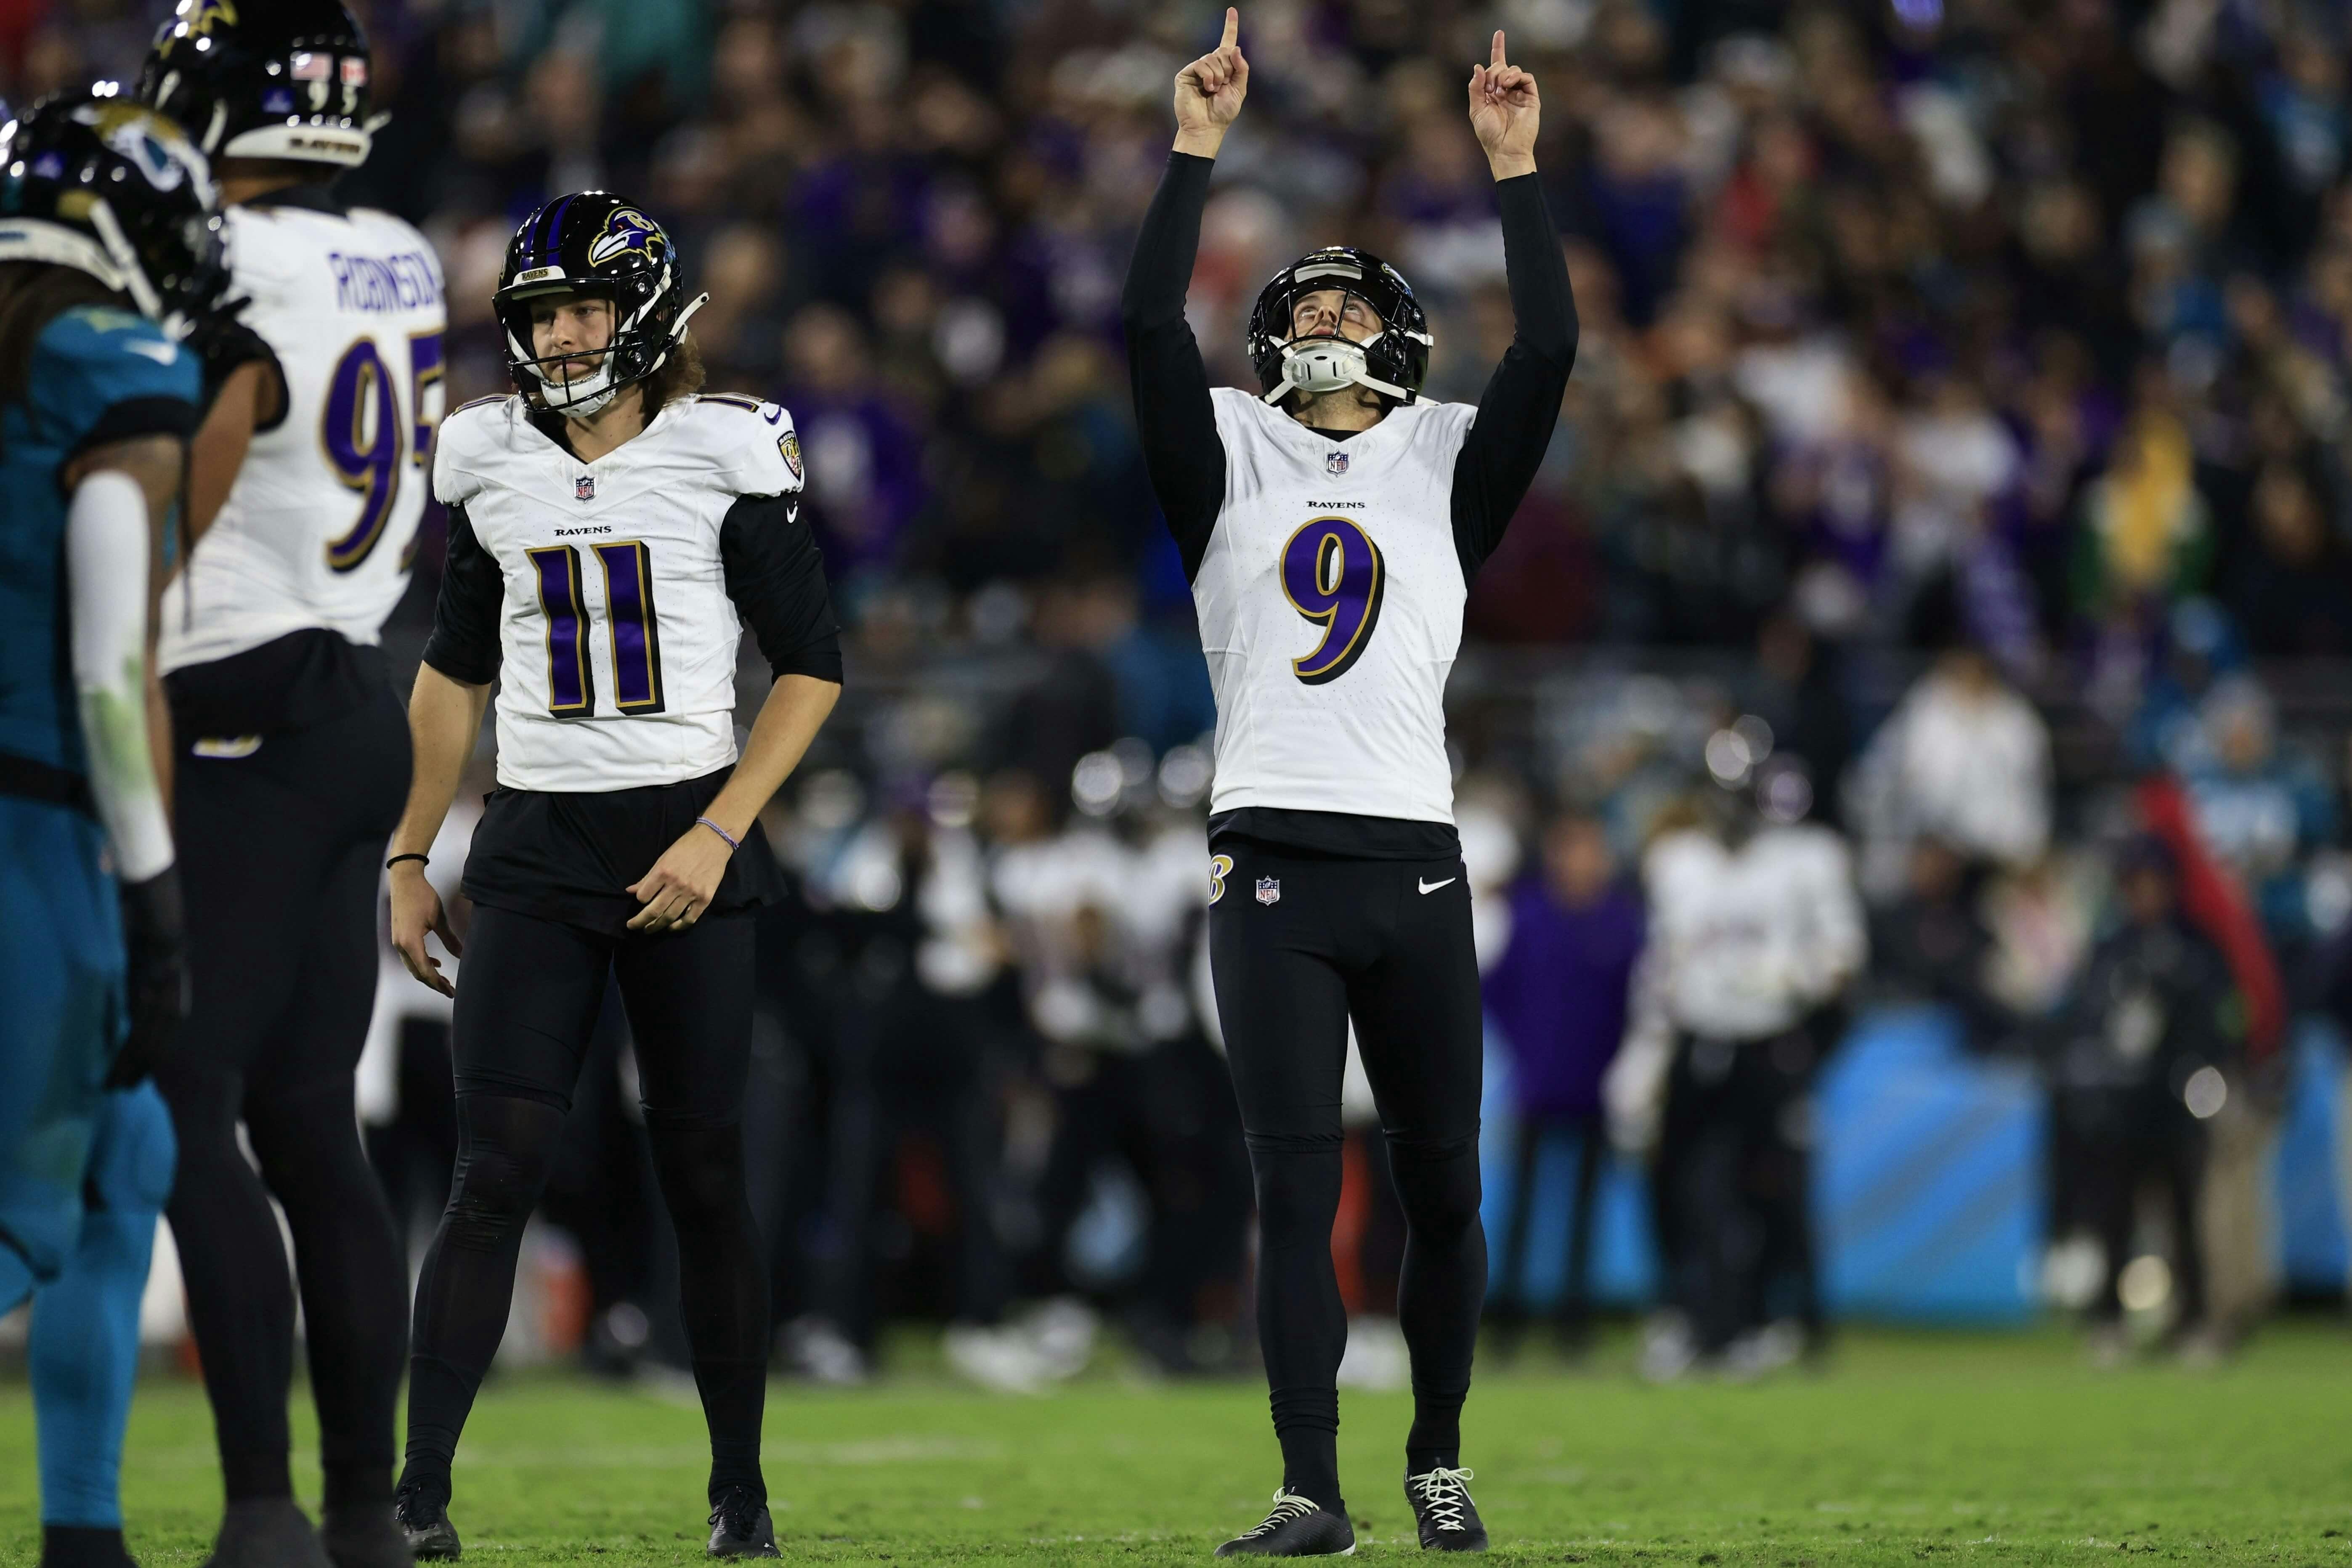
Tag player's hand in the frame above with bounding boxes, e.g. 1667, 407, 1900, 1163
1173, 8, 1248, 157
106, 867, 188, 1089
1468, 31, 1539, 178
627, 825, 732, 934
391, 862, 462, 997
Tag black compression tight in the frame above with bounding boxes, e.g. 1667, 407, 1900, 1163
402, 907, 770, 1506
1207, 843, 1487, 1511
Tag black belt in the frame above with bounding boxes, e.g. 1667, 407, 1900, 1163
0, 750, 95, 816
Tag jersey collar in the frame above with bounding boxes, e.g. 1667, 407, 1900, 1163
241, 183, 351, 218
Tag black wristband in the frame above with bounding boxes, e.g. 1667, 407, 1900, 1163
386, 852, 429, 870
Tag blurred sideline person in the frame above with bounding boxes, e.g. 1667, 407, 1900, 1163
2045, 837, 2243, 1366
135, 5, 446, 1564
1122, 9, 1577, 1554
1610, 760, 1864, 1380
0, 95, 219, 1568
383, 194, 841, 1559
1481, 812, 1642, 1353
799, 779, 1030, 1387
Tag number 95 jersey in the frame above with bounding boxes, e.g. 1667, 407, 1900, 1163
161, 195, 446, 672
426, 393, 820, 793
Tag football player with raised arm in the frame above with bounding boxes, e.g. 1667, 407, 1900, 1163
134, 5, 446, 1564
0, 95, 222, 1568
1119, 11, 1576, 1556
383, 194, 842, 1561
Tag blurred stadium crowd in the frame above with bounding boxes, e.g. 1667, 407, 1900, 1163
11, 0, 2352, 1382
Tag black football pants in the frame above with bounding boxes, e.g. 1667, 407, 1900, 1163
1206, 841, 1485, 1510
156, 685, 411, 1512
402, 904, 770, 1506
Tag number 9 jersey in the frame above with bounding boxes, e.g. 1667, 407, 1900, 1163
423, 392, 834, 793
1195, 386, 1477, 826
159, 192, 446, 673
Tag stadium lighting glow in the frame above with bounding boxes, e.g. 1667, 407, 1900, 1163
2184, 1066, 2228, 1120
2118, 1254, 2172, 1315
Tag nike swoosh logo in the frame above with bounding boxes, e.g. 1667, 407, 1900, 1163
1418, 877, 1457, 895
762, 406, 783, 425
123, 340, 178, 365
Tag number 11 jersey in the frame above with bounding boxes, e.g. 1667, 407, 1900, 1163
430, 392, 807, 793
1195, 386, 1478, 827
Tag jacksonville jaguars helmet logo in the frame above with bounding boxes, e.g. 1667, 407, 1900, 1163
587, 206, 663, 269
78, 105, 201, 195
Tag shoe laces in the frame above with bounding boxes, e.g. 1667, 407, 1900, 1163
1239, 1491, 1322, 1539
394, 1480, 447, 1528
708, 1484, 765, 1537
1409, 1467, 1477, 1532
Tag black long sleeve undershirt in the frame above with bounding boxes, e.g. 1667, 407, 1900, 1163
719, 493, 844, 684
421, 504, 500, 686
1120, 151, 1225, 581
1452, 172, 1578, 579
1120, 154, 1579, 586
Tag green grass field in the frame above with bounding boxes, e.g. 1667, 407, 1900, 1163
5, 1324, 2352, 1565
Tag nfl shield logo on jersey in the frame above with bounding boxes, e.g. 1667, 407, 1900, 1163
1255, 876, 1281, 906
576, 475, 595, 502
1325, 450, 1348, 477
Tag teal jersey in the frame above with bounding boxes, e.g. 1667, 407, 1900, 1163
0, 304, 200, 775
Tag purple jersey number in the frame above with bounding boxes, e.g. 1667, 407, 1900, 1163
321, 339, 400, 571
323, 331, 444, 572
525, 541, 666, 717
592, 540, 665, 713
526, 544, 595, 716
1280, 516, 1386, 685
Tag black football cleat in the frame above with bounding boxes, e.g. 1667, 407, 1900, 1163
393, 1480, 461, 1561
1404, 1467, 1487, 1552
201, 1499, 336, 1568
1214, 1491, 1356, 1557
705, 1486, 780, 1558
322, 1502, 415, 1568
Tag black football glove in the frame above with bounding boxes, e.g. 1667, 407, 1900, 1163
107, 867, 190, 1089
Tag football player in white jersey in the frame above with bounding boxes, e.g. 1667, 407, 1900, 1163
133, 5, 444, 1566
1120, 11, 1577, 1556
382, 193, 841, 1561
1611, 767, 1864, 1379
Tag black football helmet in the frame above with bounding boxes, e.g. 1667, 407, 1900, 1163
136, 0, 374, 169
493, 192, 706, 416
0, 93, 229, 337
1245, 246, 1432, 408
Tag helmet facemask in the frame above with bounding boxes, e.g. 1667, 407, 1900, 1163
1264, 285, 1419, 406
1247, 249, 1433, 411
497, 273, 706, 417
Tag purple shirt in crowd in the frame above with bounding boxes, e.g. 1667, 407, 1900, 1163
1482, 877, 1646, 1120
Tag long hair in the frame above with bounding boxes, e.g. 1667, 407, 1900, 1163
642, 332, 705, 418
0, 262, 130, 404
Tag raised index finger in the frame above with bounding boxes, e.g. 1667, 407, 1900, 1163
1221, 7, 1240, 50
1490, 29, 1507, 68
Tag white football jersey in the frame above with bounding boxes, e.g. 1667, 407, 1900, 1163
161, 200, 447, 671
434, 392, 804, 792
1195, 387, 1477, 824
1640, 825, 1866, 1042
